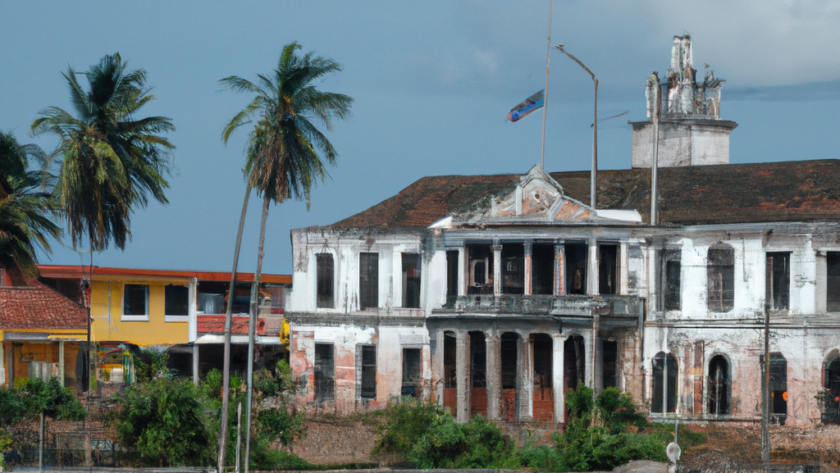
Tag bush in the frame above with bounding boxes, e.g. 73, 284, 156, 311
17, 378, 85, 420
134, 348, 172, 383
595, 387, 647, 434
372, 397, 449, 456
113, 377, 213, 466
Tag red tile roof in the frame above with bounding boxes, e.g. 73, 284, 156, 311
329, 160, 840, 228
0, 279, 87, 330
37, 265, 291, 284
197, 315, 267, 336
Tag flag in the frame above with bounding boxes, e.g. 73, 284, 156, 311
506, 90, 544, 122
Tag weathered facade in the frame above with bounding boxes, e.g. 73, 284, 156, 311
286, 36, 840, 426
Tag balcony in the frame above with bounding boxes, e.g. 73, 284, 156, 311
438, 294, 644, 318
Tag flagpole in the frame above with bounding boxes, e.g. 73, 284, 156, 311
540, 0, 554, 170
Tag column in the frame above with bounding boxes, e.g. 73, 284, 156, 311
517, 333, 534, 421
588, 236, 599, 295
434, 329, 445, 405
524, 241, 533, 296
492, 244, 503, 298
0, 342, 6, 387
58, 341, 65, 387
188, 277, 198, 343
455, 331, 471, 423
584, 329, 595, 388
552, 333, 567, 424
192, 344, 200, 385
485, 330, 501, 420
458, 247, 467, 296
555, 240, 566, 296
619, 240, 629, 295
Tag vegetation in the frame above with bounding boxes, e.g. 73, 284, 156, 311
0, 130, 60, 278
30, 53, 175, 252
0, 378, 85, 424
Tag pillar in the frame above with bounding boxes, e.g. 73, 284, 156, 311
517, 333, 533, 421
434, 329, 445, 405
485, 330, 501, 420
192, 344, 200, 385
455, 331, 471, 423
0, 342, 6, 387
492, 244, 502, 298
58, 341, 65, 387
619, 240, 629, 295
458, 247, 467, 296
552, 334, 567, 424
588, 236, 599, 295
188, 277, 198, 343
584, 329, 595, 388
555, 240, 565, 296
524, 241, 533, 296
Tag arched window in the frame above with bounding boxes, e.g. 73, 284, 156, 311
707, 355, 731, 415
707, 244, 735, 312
824, 355, 840, 424
652, 352, 678, 413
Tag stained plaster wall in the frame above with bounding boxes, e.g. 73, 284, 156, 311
631, 121, 734, 168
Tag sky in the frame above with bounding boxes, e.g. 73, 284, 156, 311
2, 0, 840, 275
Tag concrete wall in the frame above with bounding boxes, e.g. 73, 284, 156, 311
631, 120, 735, 168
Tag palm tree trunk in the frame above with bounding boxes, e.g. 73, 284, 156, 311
244, 194, 269, 473
218, 186, 251, 473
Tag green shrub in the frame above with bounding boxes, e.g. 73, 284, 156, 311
566, 382, 594, 424
18, 378, 86, 420
0, 387, 26, 424
595, 387, 647, 434
134, 348, 172, 383
372, 397, 447, 456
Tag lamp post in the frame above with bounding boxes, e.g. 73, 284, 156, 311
554, 45, 598, 209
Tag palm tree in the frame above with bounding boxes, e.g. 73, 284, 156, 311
30, 53, 175, 395
31, 53, 175, 252
0, 131, 60, 283
220, 41, 353, 472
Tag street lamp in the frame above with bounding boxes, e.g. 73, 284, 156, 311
554, 45, 598, 209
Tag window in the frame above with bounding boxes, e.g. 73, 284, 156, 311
599, 245, 618, 295
502, 244, 524, 294
123, 284, 149, 319
824, 355, 840, 424
316, 253, 334, 308
314, 344, 335, 402
827, 252, 840, 312
565, 243, 588, 295
532, 243, 555, 295
467, 244, 492, 295
707, 355, 730, 415
501, 333, 518, 389
602, 340, 618, 389
359, 252, 379, 309
469, 331, 486, 387
445, 251, 459, 307
661, 250, 681, 311
402, 253, 421, 308
165, 285, 189, 316
360, 345, 376, 400
766, 252, 790, 311
401, 348, 422, 397
443, 332, 457, 389
533, 334, 552, 389
652, 352, 678, 413
764, 352, 787, 421
707, 244, 734, 312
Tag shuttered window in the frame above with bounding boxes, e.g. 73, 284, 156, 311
707, 245, 735, 312
359, 253, 379, 309
316, 254, 334, 308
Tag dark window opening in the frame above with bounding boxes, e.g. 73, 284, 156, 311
823, 356, 840, 424
602, 340, 618, 389
766, 252, 790, 311
443, 332, 457, 388
446, 250, 459, 307
361, 345, 376, 400
566, 243, 588, 295
359, 252, 379, 309
264, 284, 287, 314
165, 285, 189, 316
707, 355, 731, 415
827, 252, 840, 312
599, 245, 618, 295
198, 281, 252, 314
707, 244, 735, 312
470, 331, 486, 387
532, 243, 555, 295
314, 344, 335, 402
402, 253, 421, 308
316, 253, 334, 308
467, 244, 493, 295
502, 244, 524, 294
501, 333, 518, 389
533, 334, 552, 389
564, 335, 586, 390
652, 352, 678, 413
768, 352, 787, 420
661, 250, 681, 311
402, 348, 422, 397
124, 284, 148, 316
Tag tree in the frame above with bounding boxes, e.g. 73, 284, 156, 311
30, 52, 175, 252
0, 130, 60, 281
219, 41, 352, 471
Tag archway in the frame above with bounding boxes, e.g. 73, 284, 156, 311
652, 352, 678, 413
824, 354, 840, 424
707, 355, 730, 415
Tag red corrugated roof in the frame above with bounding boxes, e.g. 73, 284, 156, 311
0, 279, 87, 330
37, 265, 291, 285
197, 315, 267, 336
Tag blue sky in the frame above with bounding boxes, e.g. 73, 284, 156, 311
3, 1, 840, 275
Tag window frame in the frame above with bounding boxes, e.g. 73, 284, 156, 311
827, 251, 840, 313
316, 252, 335, 309
707, 244, 735, 313
122, 284, 150, 321
660, 249, 682, 311
164, 284, 190, 322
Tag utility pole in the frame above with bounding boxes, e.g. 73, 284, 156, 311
650, 78, 660, 225
761, 306, 771, 471
554, 45, 598, 209
539, 0, 554, 170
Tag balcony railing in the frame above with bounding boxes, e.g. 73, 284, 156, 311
439, 294, 644, 317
